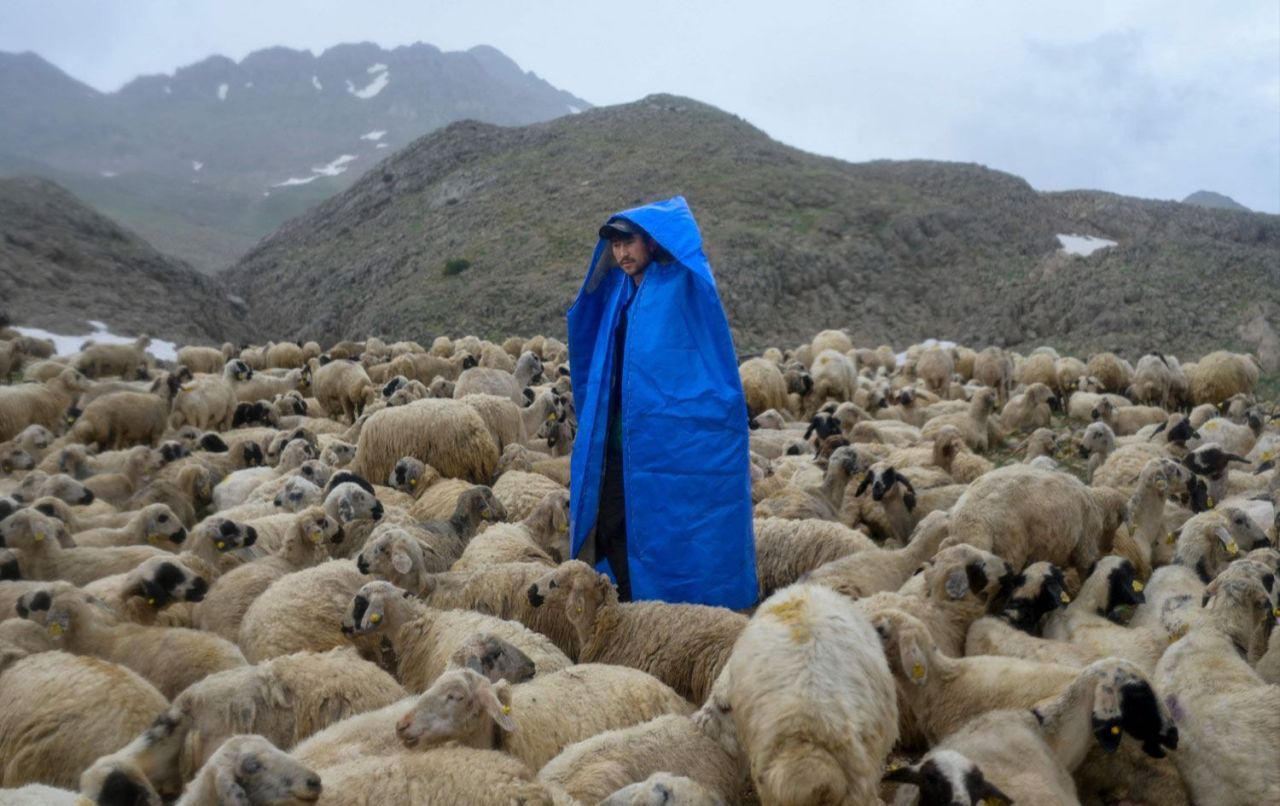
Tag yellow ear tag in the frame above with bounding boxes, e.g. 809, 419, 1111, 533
1166, 532, 1176, 545
369, 613, 381, 624
1060, 592, 1071, 604
34, 532, 45, 542
409, 478, 417, 487
215, 540, 226, 550
309, 529, 323, 543
147, 598, 156, 606
911, 663, 925, 680
181, 384, 195, 392
501, 705, 511, 715
1207, 497, 1216, 509
148, 534, 160, 544
886, 761, 902, 773
1272, 608, 1280, 618
575, 606, 583, 614
1226, 542, 1238, 556
1132, 581, 1144, 593
48, 623, 63, 637
1110, 725, 1121, 735
545, 412, 556, 422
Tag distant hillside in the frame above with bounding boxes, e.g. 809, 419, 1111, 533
1182, 190, 1251, 212
0, 177, 248, 344
222, 94, 1279, 360
0, 44, 589, 272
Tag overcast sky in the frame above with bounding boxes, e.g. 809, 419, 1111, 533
5, 0, 1278, 212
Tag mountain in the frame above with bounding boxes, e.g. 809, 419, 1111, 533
0, 176, 249, 344
1182, 190, 1251, 212
0, 44, 589, 272
222, 94, 1280, 361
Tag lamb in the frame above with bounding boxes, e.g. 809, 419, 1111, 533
172, 734, 322, 806
884, 658, 1178, 806
396, 663, 692, 771
1040, 556, 1166, 673
943, 463, 1129, 576
312, 746, 562, 805
538, 690, 749, 805
236, 559, 367, 662
724, 583, 898, 805
177, 345, 229, 375
309, 359, 375, 423
0, 368, 89, 442
341, 579, 572, 692
738, 357, 789, 417
0, 508, 168, 585
1092, 396, 1168, 436
81, 554, 210, 626
999, 382, 1055, 433
1066, 386, 1130, 424
0, 648, 168, 790
972, 347, 1014, 403
752, 445, 863, 521
1155, 576, 1279, 805
192, 507, 341, 641
16, 584, 246, 698
72, 502, 188, 549
526, 560, 747, 703
170, 360, 252, 431
921, 387, 1000, 453
351, 398, 499, 486
751, 517, 876, 597
846, 463, 964, 544
804, 510, 952, 600
99, 647, 405, 797
68, 378, 180, 450
1188, 350, 1261, 405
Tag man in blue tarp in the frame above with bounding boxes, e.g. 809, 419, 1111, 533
566, 196, 758, 610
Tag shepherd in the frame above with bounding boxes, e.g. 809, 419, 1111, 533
566, 196, 758, 609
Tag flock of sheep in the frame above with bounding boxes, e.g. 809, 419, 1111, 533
0, 324, 1276, 805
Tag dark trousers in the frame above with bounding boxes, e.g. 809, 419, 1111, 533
597, 451, 632, 602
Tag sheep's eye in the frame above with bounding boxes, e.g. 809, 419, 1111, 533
158, 514, 169, 523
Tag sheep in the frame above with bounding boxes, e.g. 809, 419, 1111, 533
0, 369, 89, 442
1183, 443, 1252, 507
235, 559, 367, 662
1092, 396, 1168, 436
751, 517, 876, 597
884, 657, 1178, 806
7, 469, 96, 507
0, 648, 168, 790
0, 508, 169, 585
81, 554, 210, 626
808, 349, 858, 409
999, 382, 1055, 434
454, 352, 543, 404
962, 561, 1098, 666
1188, 350, 1261, 405
1131, 352, 1175, 407
169, 359, 253, 431
1066, 387, 1130, 424
351, 398, 499, 486
538, 690, 749, 805
804, 510, 953, 599
312, 746, 562, 805
738, 357, 789, 417
15, 584, 246, 698
752, 444, 863, 521
883, 425, 993, 484
176, 345, 229, 375
458, 392, 527, 453
191, 507, 340, 641
599, 772, 725, 806
526, 560, 747, 704
490, 468, 568, 522
68, 380, 180, 451
1040, 556, 1166, 673
972, 347, 1014, 403
71, 502, 188, 550
1114, 458, 1189, 577
396, 663, 692, 771
724, 583, 897, 805
1155, 576, 1279, 805
100, 647, 404, 797
234, 368, 309, 408
172, 734, 322, 806
341, 579, 572, 692
921, 387, 1000, 453
307, 359, 374, 423
1086, 352, 1133, 394
75, 337, 151, 379
452, 494, 568, 570
944, 463, 1129, 576
915, 346, 955, 396
1191, 408, 1266, 457
845, 463, 964, 544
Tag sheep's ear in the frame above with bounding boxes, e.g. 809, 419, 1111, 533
900, 632, 929, 686
855, 473, 872, 498
944, 567, 971, 600
391, 546, 413, 576
478, 678, 517, 732
898, 475, 917, 511
882, 763, 923, 786
214, 766, 252, 806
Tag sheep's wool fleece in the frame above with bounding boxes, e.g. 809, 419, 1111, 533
567, 196, 757, 608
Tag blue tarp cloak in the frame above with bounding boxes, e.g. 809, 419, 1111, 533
566, 196, 758, 609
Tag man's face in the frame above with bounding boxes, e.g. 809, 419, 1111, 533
610, 235, 652, 279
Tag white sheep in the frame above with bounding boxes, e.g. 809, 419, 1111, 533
0, 508, 168, 586
724, 583, 898, 805
236, 559, 368, 662
172, 734, 322, 806
312, 746, 563, 804
804, 510, 952, 599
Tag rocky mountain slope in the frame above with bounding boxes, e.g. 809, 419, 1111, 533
223, 95, 1280, 360
1182, 190, 1251, 212
0, 177, 249, 343
0, 44, 588, 272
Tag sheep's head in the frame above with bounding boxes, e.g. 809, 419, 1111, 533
993, 561, 1070, 632
0, 508, 70, 551
195, 518, 258, 554
225, 359, 253, 383
281, 508, 342, 567
356, 527, 424, 585
319, 441, 356, 469
855, 463, 916, 510
871, 608, 936, 687
1081, 556, 1144, 619
454, 486, 506, 525
1183, 443, 1249, 481
277, 438, 318, 471
883, 749, 1010, 806
15, 424, 55, 455
323, 480, 383, 526
450, 632, 537, 685
526, 489, 570, 560
1219, 507, 1273, 553
527, 561, 613, 642
803, 412, 842, 443
0, 444, 34, 473
79, 754, 163, 806
139, 503, 187, 547
923, 544, 1011, 605
273, 475, 324, 513
15, 583, 96, 642
396, 667, 515, 750
1200, 575, 1275, 661
0, 548, 18, 581
158, 441, 190, 464
123, 557, 209, 608
970, 388, 998, 417
199, 735, 322, 805
1049, 659, 1178, 758
388, 456, 429, 493
341, 580, 416, 636
31, 472, 94, 506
